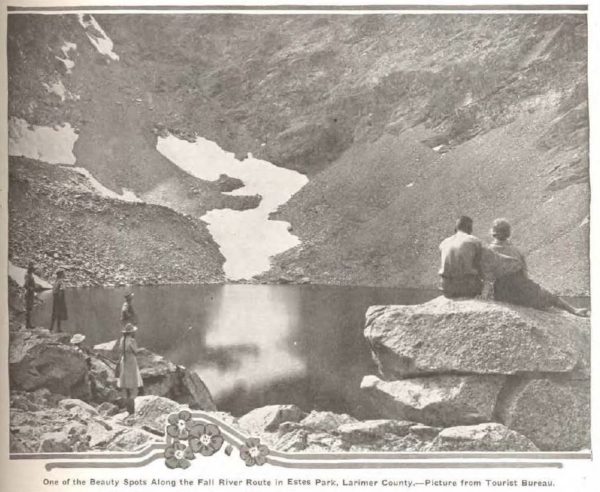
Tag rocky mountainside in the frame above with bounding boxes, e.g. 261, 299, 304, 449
7, 13, 589, 292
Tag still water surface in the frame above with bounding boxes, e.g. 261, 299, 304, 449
33, 284, 438, 417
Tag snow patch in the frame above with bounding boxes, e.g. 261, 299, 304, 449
69, 167, 143, 203
157, 134, 308, 280
78, 14, 119, 61
406, 182, 415, 188
8, 117, 78, 165
580, 216, 590, 228
56, 42, 77, 74
8, 262, 52, 290
43, 80, 66, 102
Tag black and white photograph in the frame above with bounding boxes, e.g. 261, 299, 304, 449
3, 0, 593, 477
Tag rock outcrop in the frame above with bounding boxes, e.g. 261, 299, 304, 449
231, 405, 536, 453
360, 374, 506, 427
362, 297, 591, 451
428, 423, 538, 452
94, 340, 216, 410
10, 329, 89, 397
9, 326, 217, 453
365, 297, 589, 379
10, 391, 177, 453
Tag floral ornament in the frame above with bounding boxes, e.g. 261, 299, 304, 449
189, 422, 225, 456
164, 441, 195, 469
239, 437, 269, 467
166, 410, 194, 440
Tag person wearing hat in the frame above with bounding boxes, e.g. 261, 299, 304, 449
488, 218, 588, 316
49, 269, 68, 332
117, 323, 143, 415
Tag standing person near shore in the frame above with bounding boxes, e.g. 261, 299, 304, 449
120, 292, 138, 328
487, 218, 588, 317
23, 262, 37, 329
117, 323, 143, 415
49, 270, 68, 332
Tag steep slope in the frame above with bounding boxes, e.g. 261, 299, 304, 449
7, 13, 588, 292
9, 157, 224, 286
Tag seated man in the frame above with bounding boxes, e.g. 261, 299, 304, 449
487, 218, 588, 317
439, 216, 523, 298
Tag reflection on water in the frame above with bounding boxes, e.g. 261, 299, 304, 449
33, 284, 438, 416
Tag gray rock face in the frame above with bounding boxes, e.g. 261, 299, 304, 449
238, 405, 306, 434
337, 419, 414, 444
361, 374, 506, 427
497, 378, 590, 451
10, 329, 88, 395
131, 395, 185, 435
299, 411, 359, 433
365, 297, 589, 379
429, 423, 539, 451
106, 428, 159, 451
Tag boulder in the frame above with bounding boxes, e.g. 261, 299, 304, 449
131, 395, 185, 435
338, 419, 414, 444
408, 423, 441, 440
106, 428, 159, 451
497, 378, 590, 451
365, 297, 589, 379
10, 329, 88, 395
429, 423, 538, 451
274, 429, 347, 453
58, 398, 98, 416
299, 411, 359, 433
238, 405, 306, 434
179, 369, 217, 410
97, 402, 120, 417
361, 374, 505, 427
38, 431, 73, 453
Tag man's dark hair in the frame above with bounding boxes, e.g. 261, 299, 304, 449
455, 215, 473, 234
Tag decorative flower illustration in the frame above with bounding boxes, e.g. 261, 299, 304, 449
239, 437, 269, 467
166, 410, 194, 440
189, 423, 225, 456
164, 441, 195, 469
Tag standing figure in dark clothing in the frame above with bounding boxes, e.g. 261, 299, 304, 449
120, 292, 138, 329
50, 270, 68, 332
488, 218, 588, 317
24, 262, 37, 329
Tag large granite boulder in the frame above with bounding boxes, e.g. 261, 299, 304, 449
428, 423, 539, 451
360, 374, 505, 427
497, 378, 590, 451
365, 297, 589, 379
10, 329, 88, 395
238, 404, 306, 434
